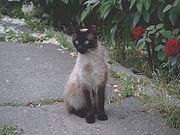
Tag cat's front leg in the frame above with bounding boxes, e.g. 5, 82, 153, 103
97, 85, 108, 121
82, 85, 96, 123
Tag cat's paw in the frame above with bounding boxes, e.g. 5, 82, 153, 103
97, 113, 108, 121
86, 115, 95, 123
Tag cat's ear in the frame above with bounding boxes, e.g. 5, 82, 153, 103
88, 25, 97, 35
70, 23, 79, 35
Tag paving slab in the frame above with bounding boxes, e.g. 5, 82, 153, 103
0, 42, 180, 135
1, 97, 179, 135
0, 42, 75, 103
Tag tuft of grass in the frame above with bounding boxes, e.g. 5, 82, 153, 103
110, 69, 138, 97
25, 16, 49, 32
36, 97, 64, 106
110, 69, 180, 128
17, 33, 39, 43
0, 102, 20, 107
0, 97, 63, 107
0, 125, 17, 135
120, 75, 138, 97
110, 69, 122, 78
57, 32, 75, 52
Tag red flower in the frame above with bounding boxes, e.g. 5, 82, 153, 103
164, 38, 180, 57
132, 26, 144, 38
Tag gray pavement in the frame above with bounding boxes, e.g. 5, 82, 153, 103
0, 42, 180, 135
0, 42, 74, 103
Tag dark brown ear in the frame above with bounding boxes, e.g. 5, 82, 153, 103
88, 25, 97, 35
70, 24, 79, 35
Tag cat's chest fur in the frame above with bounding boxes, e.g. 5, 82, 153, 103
71, 46, 107, 91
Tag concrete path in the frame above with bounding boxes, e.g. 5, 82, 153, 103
0, 42, 179, 135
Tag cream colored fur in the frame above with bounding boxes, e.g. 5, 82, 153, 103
63, 42, 108, 112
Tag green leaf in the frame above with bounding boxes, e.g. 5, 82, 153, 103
146, 25, 155, 31
160, 30, 172, 38
143, 9, 150, 23
136, 2, 143, 12
155, 44, 164, 51
171, 57, 177, 66
112, 12, 125, 24
79, 0, 85, 5
162, 38, 167, 43
98, 1, 112, 19
80, 6, 92, 22
60, 0, 69, 4
163, 4, 172, 13
169, 7, 179, 26
158, 50, 165, 61
173, 0, 180, 7
110, 25, 117, 34
157, 4, 165, 21
143, 0, 151, 10
137, 38, 146, 50
133, 12, 141, 27
129, 0, 136, 10
172, 28, 179, 35
146, 38, 152, 43
148, 29, 156, 34
154, 37, 161, 45
156, 23, 164, 29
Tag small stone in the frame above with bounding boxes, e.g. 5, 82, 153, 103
25, 57, 30, 61
113, 84, 118, 88
5, 79, 10, 83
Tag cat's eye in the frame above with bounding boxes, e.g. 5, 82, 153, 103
84, 40, 89, 45
75, 40, 79, 44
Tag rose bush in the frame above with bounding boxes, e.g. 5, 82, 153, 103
132, 26, 144, 39
164, 38, 180, 57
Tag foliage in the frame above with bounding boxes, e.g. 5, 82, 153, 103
25, 17, 49, 32
81, 0, 180, 41
135, 23, 180, 80
57, 32, 75, 52
0, 0, 24, 18
120, 75, 138, 97
110, 69, 180, 128
166, 107, 180, 128
0, 125, 17, 135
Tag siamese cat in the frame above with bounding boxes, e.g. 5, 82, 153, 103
63, 25, 108, 123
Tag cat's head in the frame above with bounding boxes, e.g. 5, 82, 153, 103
71, 25, 97, 54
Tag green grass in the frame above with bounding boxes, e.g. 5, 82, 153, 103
35, 97, 64, 106
166, 107, 180, 128
0, 97, 63, 107
25, 16, 49, 32
110, 69, 122, 78
110, 69, 139, 97
57, 32, 75, 52
110, 69, 180, 128
17, 33, 39, 43
0, 125, 17, 135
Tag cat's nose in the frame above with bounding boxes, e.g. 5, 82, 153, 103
77, 45, 86, 54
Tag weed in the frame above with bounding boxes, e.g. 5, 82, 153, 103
110, 70, 138, 97
36, 97, 64, 106
17, 33, 38, 43
0, 125, 17, 135
57, 32, 75, 52
110, 69, 121, 78
120, 75, 138, 97
110, 69, 180, 128
44, 27, 54, 39
25, 17, 49, 32
166, 107, 180, 128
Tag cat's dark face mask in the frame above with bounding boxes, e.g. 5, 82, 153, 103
71, 25, 97, 54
